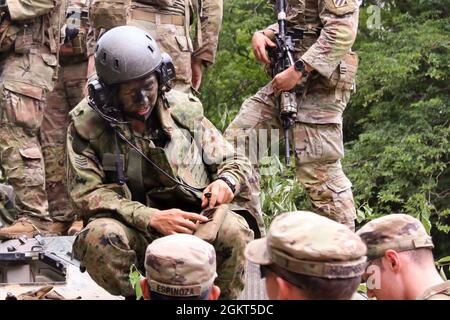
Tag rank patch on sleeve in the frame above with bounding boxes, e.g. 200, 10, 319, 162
74, 155, 88, 168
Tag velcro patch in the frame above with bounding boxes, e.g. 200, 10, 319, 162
74, 155, 88, 168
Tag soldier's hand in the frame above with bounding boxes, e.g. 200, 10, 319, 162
252, 31, 276, 65
191, 58, 203, 91
149, 209, 209, 236
201, 180, 234, 209
271, 65, 302, 93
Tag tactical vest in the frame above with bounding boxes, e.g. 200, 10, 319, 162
91, 0, 196, 51
59, 0, 92, 61
0, 0, 63, 55
133, 0, 185, 16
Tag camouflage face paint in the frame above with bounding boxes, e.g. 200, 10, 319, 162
118, 74, 159, 116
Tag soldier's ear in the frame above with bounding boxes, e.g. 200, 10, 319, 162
384, 249, 401, 272
140, 278, 151, 300
208, 285, 221, 300
275, 276, 304, 300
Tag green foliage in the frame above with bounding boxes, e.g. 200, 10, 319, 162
259, 156, 309, 225
129, 264, 143, 300
344, 5, 450, 258
437, 256, 450, 280
201, 0, 273, 131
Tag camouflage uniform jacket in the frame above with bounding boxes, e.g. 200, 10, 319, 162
1, 0, 66, 94
266, 0, 360, 124
131, 0, 222, 66
417, 281, 450, 300
67, 90, 261, 236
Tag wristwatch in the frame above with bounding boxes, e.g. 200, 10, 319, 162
294, 59, 308, 77
218, 174, 238, 194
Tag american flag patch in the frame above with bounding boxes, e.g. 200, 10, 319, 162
333, 0, 348, 7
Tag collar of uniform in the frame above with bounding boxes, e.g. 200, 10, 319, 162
417, 281, 450, 300
155, 96, 175, 139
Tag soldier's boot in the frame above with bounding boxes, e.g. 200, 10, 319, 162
0, 217, 54, 239
68, 219, 83, 236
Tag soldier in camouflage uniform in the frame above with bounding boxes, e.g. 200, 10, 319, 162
225, 0, 360, 230
40, 0, 96, 233
68, 26, 262, 299
91, 0, 222, 92
357, 214, 450, 300
245, 210, 367, 300
141, 234, 221, 299
0, 0, 66, 239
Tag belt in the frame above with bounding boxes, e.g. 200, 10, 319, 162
130, 10, 184, 26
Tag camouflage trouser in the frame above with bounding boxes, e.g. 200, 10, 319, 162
73, 211, 254, 299
0, 182, 16, 227
225, 83, 356, 230
40, 61, 88, 223
129, 18, 192, 93
0, 45, 58, 222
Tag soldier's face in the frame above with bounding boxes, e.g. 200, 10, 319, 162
118, 74, 159, 116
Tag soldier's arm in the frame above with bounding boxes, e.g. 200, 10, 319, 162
301, 0, 360, 78
193, 117, 253, 196
192, 0, 223, 67
66, 123, 156, 234
6, 0, 55, 20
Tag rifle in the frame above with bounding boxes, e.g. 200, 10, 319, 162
268, 0, 304, 165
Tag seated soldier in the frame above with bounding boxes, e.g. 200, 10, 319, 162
67, 26, 263, 300
245, 211, 367, 300
357, 214, 450, 300
140, 234, 220, 300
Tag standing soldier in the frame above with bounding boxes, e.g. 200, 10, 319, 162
0, 0, 66, 239
90, 0, 223, 92
225, 0, 360, 230
40, 0, 96, 235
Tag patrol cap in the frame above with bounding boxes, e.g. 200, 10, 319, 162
245, 211, 367, 279
145, 234, 217, 297
356, 214, 434, 260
